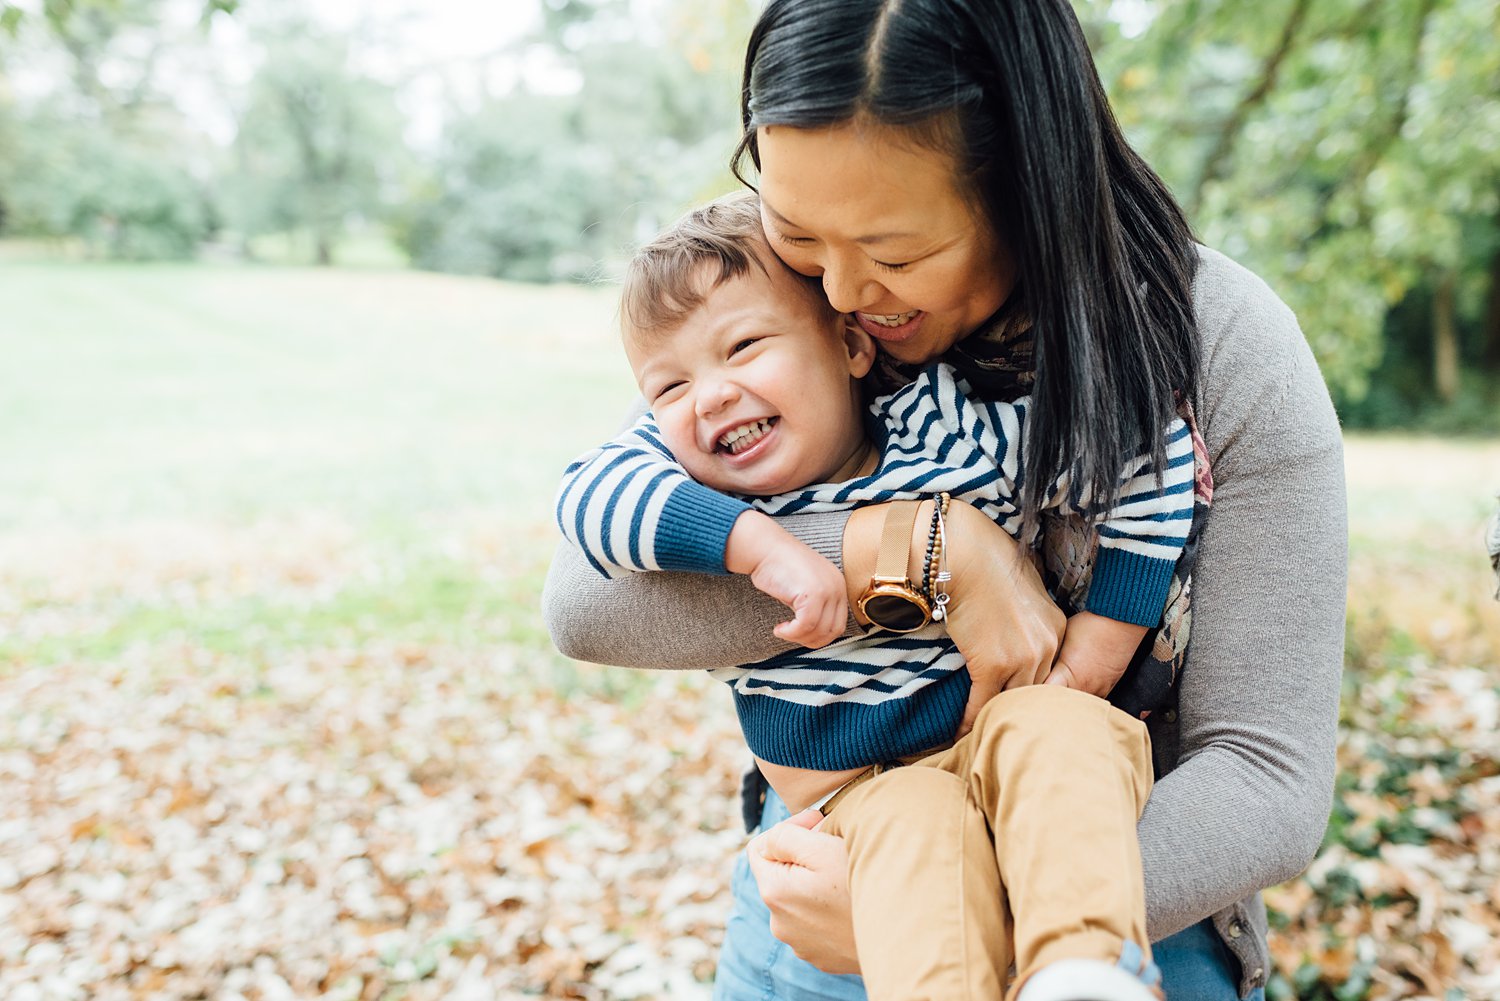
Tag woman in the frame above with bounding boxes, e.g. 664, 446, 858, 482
543, 0, 1346, 997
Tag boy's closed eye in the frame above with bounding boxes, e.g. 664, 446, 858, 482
652, 380, 687, 402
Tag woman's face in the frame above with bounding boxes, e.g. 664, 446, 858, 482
755, 122, 1014, 365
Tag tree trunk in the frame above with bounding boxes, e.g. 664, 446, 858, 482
1433, 269, 1459, 404
1483, 236, 1500, 374
315, 233, 333, 267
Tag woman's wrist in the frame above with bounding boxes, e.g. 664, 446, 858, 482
842, 500, 936, 624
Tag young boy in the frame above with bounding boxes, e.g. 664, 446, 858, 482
554, 193, 1192, 1001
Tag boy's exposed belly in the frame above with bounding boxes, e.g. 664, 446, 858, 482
754, 757, 867, 814
755, 736, 960, 815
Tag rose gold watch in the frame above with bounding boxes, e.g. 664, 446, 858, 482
855, 500, 932, 633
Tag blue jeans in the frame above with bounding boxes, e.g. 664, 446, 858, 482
714, 788, 1264, 1001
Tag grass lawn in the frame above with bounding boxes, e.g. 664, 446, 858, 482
2, 260, 1496, 999
1, 260, 638, 669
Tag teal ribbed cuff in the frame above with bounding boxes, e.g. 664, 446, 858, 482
1084, 547, 1177, 627
653, 482, 753, 574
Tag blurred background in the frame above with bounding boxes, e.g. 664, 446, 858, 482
0, 0, 1496, 998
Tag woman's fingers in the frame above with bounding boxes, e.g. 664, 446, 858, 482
747, 817, 861, 975
1045, 661, 1076, 687
941, 501, 1066, 693
753, 813, 828, 863
957, 676, 1002, 737
785, 808, 824, 831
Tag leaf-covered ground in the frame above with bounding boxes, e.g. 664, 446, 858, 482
2, 265, 1497, 999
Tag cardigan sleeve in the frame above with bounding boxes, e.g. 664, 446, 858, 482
1136, 250, 1345, 941
543, 509, 855, 668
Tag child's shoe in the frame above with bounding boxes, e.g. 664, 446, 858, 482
1016, 957, 1165, 1001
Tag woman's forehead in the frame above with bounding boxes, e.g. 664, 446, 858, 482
755, 123, 974, 241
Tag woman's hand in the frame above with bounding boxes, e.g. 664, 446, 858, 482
746, 810, 861, 974
843, 499, 1067, 736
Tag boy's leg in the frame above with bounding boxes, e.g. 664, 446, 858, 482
922, 685, 1156, 997
819, 766, 1009, 1001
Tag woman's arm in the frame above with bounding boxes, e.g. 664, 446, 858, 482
1136, 252, 1345, 940
543, 511, 853, 669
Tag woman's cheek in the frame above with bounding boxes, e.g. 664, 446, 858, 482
774, 245, 823, 280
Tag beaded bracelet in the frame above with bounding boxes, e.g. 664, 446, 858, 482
931, 494, 952, 621
920, 493, 952, 620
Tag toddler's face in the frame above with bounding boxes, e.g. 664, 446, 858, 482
626, 259, 876, 497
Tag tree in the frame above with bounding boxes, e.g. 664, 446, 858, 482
398, 0, 752, 282
0, 0, 216, 256
1088, 0, 1500, 422
225, 17, 405, 265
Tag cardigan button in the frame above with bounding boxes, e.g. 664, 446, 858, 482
1252, 967, 1264, 981
1163, 710, 1178, 723
1227, 922, 1243, 939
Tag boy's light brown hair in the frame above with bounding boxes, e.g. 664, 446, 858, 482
620, 191, 836, 338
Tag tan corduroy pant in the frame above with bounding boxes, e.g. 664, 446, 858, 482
816, 685, 1155, 1001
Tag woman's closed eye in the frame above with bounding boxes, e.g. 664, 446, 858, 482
771, 229, 812, 247
873, 259, 911, 273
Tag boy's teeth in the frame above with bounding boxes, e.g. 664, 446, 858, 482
863, 310, 919, 327
719, 418, 775, 454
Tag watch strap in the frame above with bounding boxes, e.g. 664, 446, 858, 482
873, 500, 921, 583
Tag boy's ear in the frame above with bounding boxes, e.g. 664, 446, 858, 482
842, 317, 877, 378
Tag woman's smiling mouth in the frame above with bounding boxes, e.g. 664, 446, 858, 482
855, 310, 924, 342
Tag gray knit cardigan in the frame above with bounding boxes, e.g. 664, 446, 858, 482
543, 246, 1347, 998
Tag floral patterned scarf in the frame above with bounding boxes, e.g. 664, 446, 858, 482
868, 303, 1214, 721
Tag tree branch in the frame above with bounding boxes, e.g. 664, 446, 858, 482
1188, 0, 1313, 217
1311, 0, 1438, 229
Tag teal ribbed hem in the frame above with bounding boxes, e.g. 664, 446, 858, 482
1085, 547, 1177, 627
732, 667, 970, 771
654, 482, 752, 574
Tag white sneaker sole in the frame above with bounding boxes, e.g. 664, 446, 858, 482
1017, 958, 1161, 1001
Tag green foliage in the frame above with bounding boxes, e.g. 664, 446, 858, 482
0, 0, 216, 256
395, 96, 617, 282
1089, 0, 1500, 421
223, 17, 406, 266
0, 103, 210, 256
396, 0, 750, 282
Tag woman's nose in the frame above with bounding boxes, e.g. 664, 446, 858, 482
820, 261, 880, 315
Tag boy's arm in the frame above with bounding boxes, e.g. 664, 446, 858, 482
555, 414, 847, 648
1048, 417, 1195, 694
726, 512, 848, 648
554, 413, 751, 578
1079, 417, 1195, 625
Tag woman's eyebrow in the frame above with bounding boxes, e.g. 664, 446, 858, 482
762, 201, 916, 245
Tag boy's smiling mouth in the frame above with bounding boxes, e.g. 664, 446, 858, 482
716, 416, 779, 455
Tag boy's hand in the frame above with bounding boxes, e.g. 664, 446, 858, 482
726, 511, 848, 649
1045, 610, 1148, 697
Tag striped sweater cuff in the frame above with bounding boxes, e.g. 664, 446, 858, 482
653, 482, 753, 574
1084, 547, 1177, 627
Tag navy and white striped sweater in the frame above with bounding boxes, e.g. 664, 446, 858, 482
556, 363, 1193, 771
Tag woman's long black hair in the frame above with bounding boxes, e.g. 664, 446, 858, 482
733, 0, 1200, 523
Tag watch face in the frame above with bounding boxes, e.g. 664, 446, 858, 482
863, 592, 928, 632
